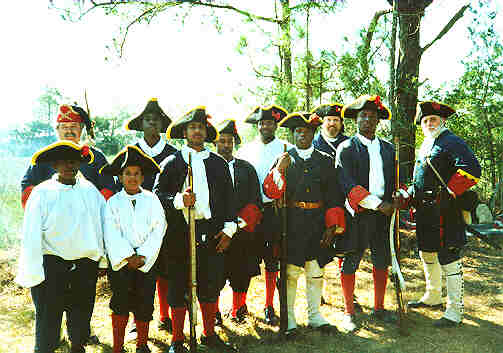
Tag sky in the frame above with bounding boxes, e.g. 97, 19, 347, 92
0, 0, 499, 130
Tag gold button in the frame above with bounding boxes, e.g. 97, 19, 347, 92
306, 188, 310, 192
304, 169, 308, 173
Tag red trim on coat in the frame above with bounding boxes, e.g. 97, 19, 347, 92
447, 171, 477, 196
325, 207, 345, 231
238, 203, 263, 233
21, 185, 34, 209
263, 170, 285, 199
100, 188, 114, 201
347, 185, 370, 213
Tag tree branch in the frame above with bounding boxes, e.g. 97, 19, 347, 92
183, 1, 280, 23
119, 5, 159, 57
360, 9, 392, 75
421, 3, 469, 54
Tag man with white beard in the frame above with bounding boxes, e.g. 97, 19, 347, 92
401, 101, 481, 328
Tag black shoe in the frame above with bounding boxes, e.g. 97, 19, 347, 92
167, 340, 188, 353
433, 317, 461, 328
159, 317, 173, 333
283, 328, 298, 341
370, 309, 397, 324
84, 335, 100, 345
136, 344, 152, 353
231, 305, 248, 324
200, 334, 238, 352
317, 324, 340, 335
264, 306, 279, 325
215, 310, 223, 326
408, 300, 443, 309
70, 346, 85, 353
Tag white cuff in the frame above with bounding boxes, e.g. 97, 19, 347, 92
272, 168, 284, 190
221, 221, 238, 238
237, 217, 247, 229
359, 194, 382, 210
174, 192, 185, 210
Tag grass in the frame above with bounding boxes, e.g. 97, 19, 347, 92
1, 239, 502, 353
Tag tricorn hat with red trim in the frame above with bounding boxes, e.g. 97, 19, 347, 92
125, 98, 172, 132
341, 95, 391, 120
166, 106, 218, 142
244, 104, 288, 124
217, 119, 241, 145
310, 102, 345, 133
31, 141, 94, 166
99, 145, 161, 176
414, 101, 455, 125
278, 112, 323, 131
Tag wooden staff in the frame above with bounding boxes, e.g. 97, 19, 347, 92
187, 152, 198, 352
390, 137, 408, 335
279, 144, 288, 334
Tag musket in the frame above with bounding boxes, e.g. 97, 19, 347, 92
187, 152, 197, 352
390, 137, 408, 335
279, 144, 288, 334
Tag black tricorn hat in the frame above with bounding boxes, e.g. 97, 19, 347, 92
414, 101, 455, 125
244, 104, 288, 124
278, 112, 323, 131
217, 119, 241, 145
341, 95, 391, 120
125, 98, 172, 132
310, 103, 344, 118
31, 141, 94, 166
99, 145, 160, 176
166, 106, 218, 142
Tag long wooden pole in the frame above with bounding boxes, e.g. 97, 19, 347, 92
188, 152, 198, 352
279, 144, 288, 334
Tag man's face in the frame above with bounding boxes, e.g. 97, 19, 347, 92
184, 122, 207, 147
421, 115, 444, 136
258, 119, 277, 141
119, 165, 144, 194
294, 126, 315, 150
356, 109, 378, 138
216, 133, 234, 160
141, 113, 163, 136
56, 122, 83, 143
322, 115, 342, 138
52, 159, 80, 183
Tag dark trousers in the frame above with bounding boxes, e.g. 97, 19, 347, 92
167, 220, 225, 307
254, 203, 281, 272
108, 266, 157, 322
31, 255, 98, 353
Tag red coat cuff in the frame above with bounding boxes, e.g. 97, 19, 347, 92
100, 188, 114, 201
325, 207, 345, 231
263, 170, 285, 199
238, 203, 263, 233
21, 185, 35, 209
447, 169, 478, 196
348, 185, 370, 212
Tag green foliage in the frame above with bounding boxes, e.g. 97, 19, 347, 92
93, 110, 136, 156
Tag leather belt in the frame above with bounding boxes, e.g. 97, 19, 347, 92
288, 200, 323, 209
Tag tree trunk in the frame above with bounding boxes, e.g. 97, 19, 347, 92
395, 10, 423, 180
279, 0, 292, 85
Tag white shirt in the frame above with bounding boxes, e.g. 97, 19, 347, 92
237, 137, 292, 203
174, 145, 237, 238
104, 189, 167, 272
138, 137, 166, 157
356, 133, 385, 210
228, 158, 236, 185
15, 176, 107, 288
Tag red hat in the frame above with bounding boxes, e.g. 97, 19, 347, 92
57, 105, 82, 123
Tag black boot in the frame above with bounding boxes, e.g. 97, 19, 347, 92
433, 317, 461, 328
200, 334, 237, 352
168, 340, 188, 353
159, 317, 173, 332
215, 310, 223, 326
264, 306, 279, 325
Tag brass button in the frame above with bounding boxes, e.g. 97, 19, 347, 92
306, 188, 310, 192
304, 169, 308, 173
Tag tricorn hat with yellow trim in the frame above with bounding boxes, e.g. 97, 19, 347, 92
278, 112, 323, 131
310, 103, 344, 118
31, 141, 94, 166
100, 145, 161, 176
244, 104, 288, 124
217, 119, 241, 145
125, 98, 172, 132
415, 101, 455, 125
166, 106, 218, 142
341, 95, 391, 120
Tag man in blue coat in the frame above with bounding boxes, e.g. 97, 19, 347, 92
403, 101, 481, 328
311, 103, 348, 159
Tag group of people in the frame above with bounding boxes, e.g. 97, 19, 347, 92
15, 95, 481, 353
